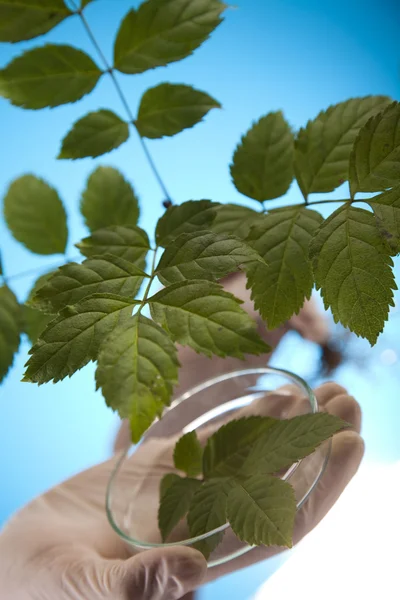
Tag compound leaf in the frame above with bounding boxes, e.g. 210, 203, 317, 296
209, 203, 259, 239
230, 111, 294, 203
173, 431, 203, 477
158, 476, 201, 541
58, 109, 129, 159
29, 255, 148, 313
227, 474, 296, 547
76, 225, 150, 269
155, 200, 218, 247
0, 0, 71, 43
295, 96, 391, 199
0, 285, 21, 382
368, 184, 400, 254
203, 416, 278, 478
96, 314, 180, 442
135, 83, 220, 138
310, 204, 396, 344
349, 102, 400, 197
0, 44, 102, 109
3, 175, 68, 255
149, 279, 270, 358
156, 230, 266, 285
245, 207, 323, 328
80, 167, 139, 232
23, 293, 135, 384
114, 0, 226, 74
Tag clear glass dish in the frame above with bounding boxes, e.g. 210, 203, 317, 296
106, 367, 330, 568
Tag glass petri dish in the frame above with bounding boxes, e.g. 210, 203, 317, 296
106, 367, 331, 568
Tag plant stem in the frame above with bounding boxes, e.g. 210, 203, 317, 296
77, 11, 173, 202
138, 247, 159, 314
306, 198, 351, 207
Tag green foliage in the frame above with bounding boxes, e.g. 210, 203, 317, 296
149, 280, 270, 358
349, 102, 400, 197
368, 184, 400, 254
3, 175, 68, 255
245, 207, 323, 329
0, 44, 102, 109
160, 473, 182, 499
310, 204, 396, 345
76, 225, 150, 269
241, 413, 348, 475
294, 96, 391, 199
187, 478, 233, 557
160, 413, 347, 552
96, 314, 180, 442
23, 293, 136, 384
2, 0, 400, 556
80, 167, 140, 232
230, 111, 294, 203
203, 416, 278, 478
59, 110, 130, 159
113, 0, 226, 74
158, 476, 201, 541
0, 0, 72, 43
173, 430, 203, 477
0, 285, 20, 382
135, 83, 221, 138
155, 230, 266, 285
227, 474, 296, 547
155, 200, 218, 247
22, 272, 55, 344
29, 255, 148, 313
209, 204, 259, 239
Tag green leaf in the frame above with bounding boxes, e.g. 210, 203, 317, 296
245, 207, 323, 329
29, 255, 148, 313
158, 476, 201, 541
294, 96, 391, 199
187, 478, 233, 557
230, 111, 294, 203
0, 44, 102, 109
96, 314, 180, 442
368, 184, 400, 254
203, 416, 278, 478
23, 293, 135, 384
173, 431, 203, 477
3, 175, 68, 255
156, 200, 218, 247
310, 204, 396, 345
160, 473, 181, 499
80, 167, 140, 233
0, 0, 72, 43
349, 102, 400, 197
241, 413, 348, 476
209, 203, 259, 239
135, 83, 221, 139
81, 0, 94, 7
0, 285, 21, 383
76, 225, 150, 269
22, 271, 55, 344
149, 279, 270, 358
114, 0, 226, 75
156, 230, 266, 286
227, 474, 296, 547
58, 110, 129, 160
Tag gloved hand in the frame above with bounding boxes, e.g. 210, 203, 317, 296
0, 383, 363, 600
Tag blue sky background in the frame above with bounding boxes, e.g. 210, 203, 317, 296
1, 1, 400, 598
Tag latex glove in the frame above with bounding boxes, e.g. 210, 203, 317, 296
0, 383, 363, 599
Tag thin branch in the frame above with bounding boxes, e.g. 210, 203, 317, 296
77, 11, 173, 202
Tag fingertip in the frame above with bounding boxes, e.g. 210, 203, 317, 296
329, 430, 365, 483
314, 382, 348, 406
324, 394, 362, 433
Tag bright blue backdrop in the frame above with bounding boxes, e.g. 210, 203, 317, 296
1, 1, 399, 598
